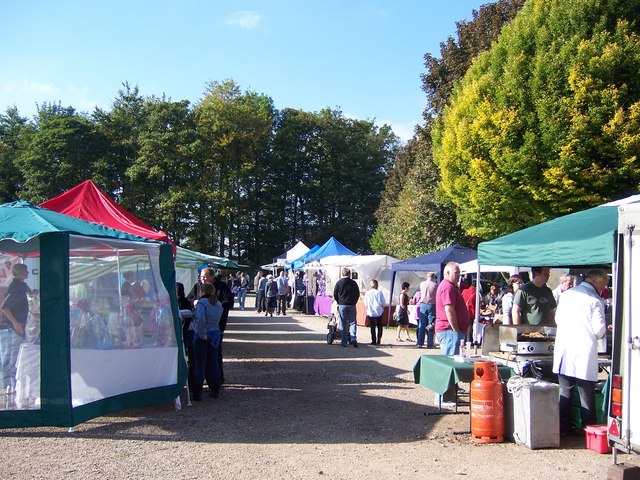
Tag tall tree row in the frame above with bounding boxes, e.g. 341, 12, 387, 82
373, 0, 526, 258
433, 0, 640, 239
0, 80, 397, 267
374, 0, 640, 260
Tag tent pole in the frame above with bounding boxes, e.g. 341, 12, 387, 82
387, 271, 396, 327
474, 263, 481, 344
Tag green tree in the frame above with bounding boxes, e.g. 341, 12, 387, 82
270, 108, 322, 256
421, 0, 527, 120
92, 83, 146, 200
194, 79, 276, 262
124, 97, 199, 243
374, 0, 524, 258
0, 107, 32, 202
312, 109, 398, 252
16, 103, 107, 203
271, 108, 398, 257
433, 0, 640, 239
372, 131, 470, 258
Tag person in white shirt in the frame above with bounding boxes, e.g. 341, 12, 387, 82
552, 269, 608, 436
552, 274, 574, 307
500, 275, 523, 325
364, 279, 386, 345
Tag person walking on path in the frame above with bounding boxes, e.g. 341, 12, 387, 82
265, 274, 278, 317
364, 279, 385, 345
211, 270, 233, 386
276, 270, 288, 315
395, 282, 413, 342
333, 267, 360, 348
237, 272, 249, 310
256, 271, 267, 313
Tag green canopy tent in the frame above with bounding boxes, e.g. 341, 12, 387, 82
175, 247, 227, 270
174, 246, 242, 289
0, 201, 187, 428
478, 195, 640, 267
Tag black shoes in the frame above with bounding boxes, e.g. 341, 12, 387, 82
353, 341, 358, 348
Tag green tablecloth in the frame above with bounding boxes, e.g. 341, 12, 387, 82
413, 355, 515, 395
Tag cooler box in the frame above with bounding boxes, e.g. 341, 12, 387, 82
584, 425, 611, 454
508, 379, 560, 449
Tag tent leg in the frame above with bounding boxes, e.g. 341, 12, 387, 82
181, 341, 192, 407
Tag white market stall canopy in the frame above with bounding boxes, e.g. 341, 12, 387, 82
262, 241, 310, 270
458, 259, 527, 276
306, 254, 424, 305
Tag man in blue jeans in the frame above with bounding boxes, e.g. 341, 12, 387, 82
434, 262, 470, 404
333, 267, 360, 348
435, 262, 470, 355
417, 272, 437, 348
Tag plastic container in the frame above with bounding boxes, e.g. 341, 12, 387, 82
584, 425, 611, 454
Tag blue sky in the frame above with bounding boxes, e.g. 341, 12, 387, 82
1, 1, 488, 142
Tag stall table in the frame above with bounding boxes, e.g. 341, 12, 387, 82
413, 354, 515, 413
313, 295, 333, 317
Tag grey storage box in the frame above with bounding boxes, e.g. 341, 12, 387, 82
505, 378, 560, 449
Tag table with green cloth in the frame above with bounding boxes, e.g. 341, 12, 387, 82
413, 355, 515, 395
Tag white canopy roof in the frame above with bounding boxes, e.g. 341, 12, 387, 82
285, 241, 310, 261
458, 259, 527, 275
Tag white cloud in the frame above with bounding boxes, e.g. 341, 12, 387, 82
226, 11, 263, 30
342, 111, 417, 144
388, 122, 416, 143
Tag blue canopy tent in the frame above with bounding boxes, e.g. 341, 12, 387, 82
307, 237, 357, 262
286, 237, 357, 271
391, 244, 477, 280
287, 245, 321, 270
388, 244, 477, 325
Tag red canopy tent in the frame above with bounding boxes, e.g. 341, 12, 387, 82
40, 180, 176, 250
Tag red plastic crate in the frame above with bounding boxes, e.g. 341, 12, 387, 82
584, 425, 611, 454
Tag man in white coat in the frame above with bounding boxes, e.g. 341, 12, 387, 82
552, 268, 608, 436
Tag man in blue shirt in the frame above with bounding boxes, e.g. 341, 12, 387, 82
276, 270, 289, 315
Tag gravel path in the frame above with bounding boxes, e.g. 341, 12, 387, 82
0, 300, 638, 479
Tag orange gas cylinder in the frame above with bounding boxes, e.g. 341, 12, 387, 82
470, 361, 504, 443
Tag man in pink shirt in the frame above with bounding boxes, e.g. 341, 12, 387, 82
435, 262, 470, 355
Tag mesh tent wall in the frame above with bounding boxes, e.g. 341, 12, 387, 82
0, 202, 186, 428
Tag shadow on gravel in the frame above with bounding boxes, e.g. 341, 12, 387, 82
0, 311, 465, 444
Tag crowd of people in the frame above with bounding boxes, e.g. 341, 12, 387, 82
176, 261, 610, 435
